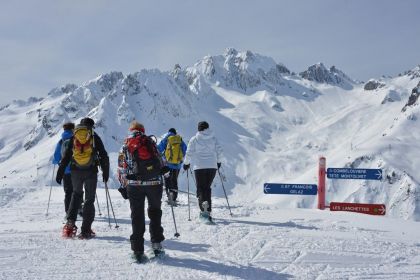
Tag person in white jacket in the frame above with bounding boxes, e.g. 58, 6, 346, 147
183, 121, 224, 222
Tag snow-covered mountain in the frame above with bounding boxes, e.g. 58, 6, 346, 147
299, 62, 355, 89
0, 48, 419, 221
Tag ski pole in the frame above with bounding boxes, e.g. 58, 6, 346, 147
217, 169, 233, 217
105, 182, 119, 228
169, 192, 180, 238
96, 193, 102, 216
189, 169, 196, 187
186, 170, 191, 221
170, 189, 195, 196
46, 165, 56, 217
104, 182, 111, 228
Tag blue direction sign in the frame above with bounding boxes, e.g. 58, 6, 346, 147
327, 168, 382, 180
263, 183, 318, 195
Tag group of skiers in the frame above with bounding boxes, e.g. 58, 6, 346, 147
53, 117, 224, 261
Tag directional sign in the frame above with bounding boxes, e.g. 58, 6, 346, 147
264, 183, 317, 195
327, 168, 382, 180
330, 202, 386, 216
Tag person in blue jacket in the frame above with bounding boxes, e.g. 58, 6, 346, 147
53, 122, 75, 214
157, 128, 187, 204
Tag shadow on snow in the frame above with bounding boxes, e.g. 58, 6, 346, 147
215, 218, 319, 230
163, 256, 292, 280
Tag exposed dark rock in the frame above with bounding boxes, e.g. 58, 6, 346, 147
405, 65, 420, 79
276, 64, 290, 74
299, 63, 354, 89
364, 79, 385, 91
402, 90, 420, 112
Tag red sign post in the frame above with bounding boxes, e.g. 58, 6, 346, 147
330, 202, 386, 216
318, 157, 326, 210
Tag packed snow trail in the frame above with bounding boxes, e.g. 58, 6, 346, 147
1, 185, 420, 280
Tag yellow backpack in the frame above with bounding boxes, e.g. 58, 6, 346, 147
72, 125, 96, 168
164, 135, 183, 164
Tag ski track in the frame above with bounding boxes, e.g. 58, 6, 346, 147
0, 186, 420, 280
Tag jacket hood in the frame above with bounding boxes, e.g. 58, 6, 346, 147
196, 129, 214, 140
61, 130, 73, 140
166, 131, 176, 137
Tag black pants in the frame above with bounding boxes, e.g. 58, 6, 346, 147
127, 184, 165, 253
63, 173, 73, 213
164, 168, 180, 201
67, 170, 97, 233
195, 169, 217, 212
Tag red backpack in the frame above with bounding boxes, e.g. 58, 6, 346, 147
125, 132, 163, 181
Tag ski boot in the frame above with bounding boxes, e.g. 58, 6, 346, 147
77, 229, 96, 240
200, 201, 215, 225
62, 220, 77, 238
132, 251, 148, 264
150, 242, 165, 259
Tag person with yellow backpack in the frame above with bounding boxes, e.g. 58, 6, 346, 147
52, 122, 84, 219
56, 117, 109, 239
157, 128, 187, 205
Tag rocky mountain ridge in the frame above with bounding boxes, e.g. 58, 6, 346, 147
0, 48, 419, 220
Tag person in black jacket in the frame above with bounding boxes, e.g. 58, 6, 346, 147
56, 117, 109, 239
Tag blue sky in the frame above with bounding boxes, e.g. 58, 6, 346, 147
1, 0, 419, 105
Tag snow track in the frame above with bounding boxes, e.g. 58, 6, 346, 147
1, 186, 419, 279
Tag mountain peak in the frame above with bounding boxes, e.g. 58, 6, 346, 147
47, 84, 78, 97
299, 63, 354, 89
85, 71, 124, 92
405, 65, 420, 79
224, 47, 238, 57
188, 49, 290, 92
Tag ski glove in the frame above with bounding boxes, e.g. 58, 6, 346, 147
118, 186, 128, 199
217, 162, 221, 169
103, 170, 109, 183
56, 176, 62, 185
56, 166, 65, 185
183, 164, 190, 171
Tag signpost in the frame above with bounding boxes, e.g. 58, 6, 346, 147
317, 158, 386, 215
330, 202, 386, 216
327, 168, 382, 180
264, 157, 386, 217
264, 183, 318, 195
318, 157, 326, 210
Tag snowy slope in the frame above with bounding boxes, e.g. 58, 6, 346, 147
0, 49, 419, 221
0, 185, 419, 279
